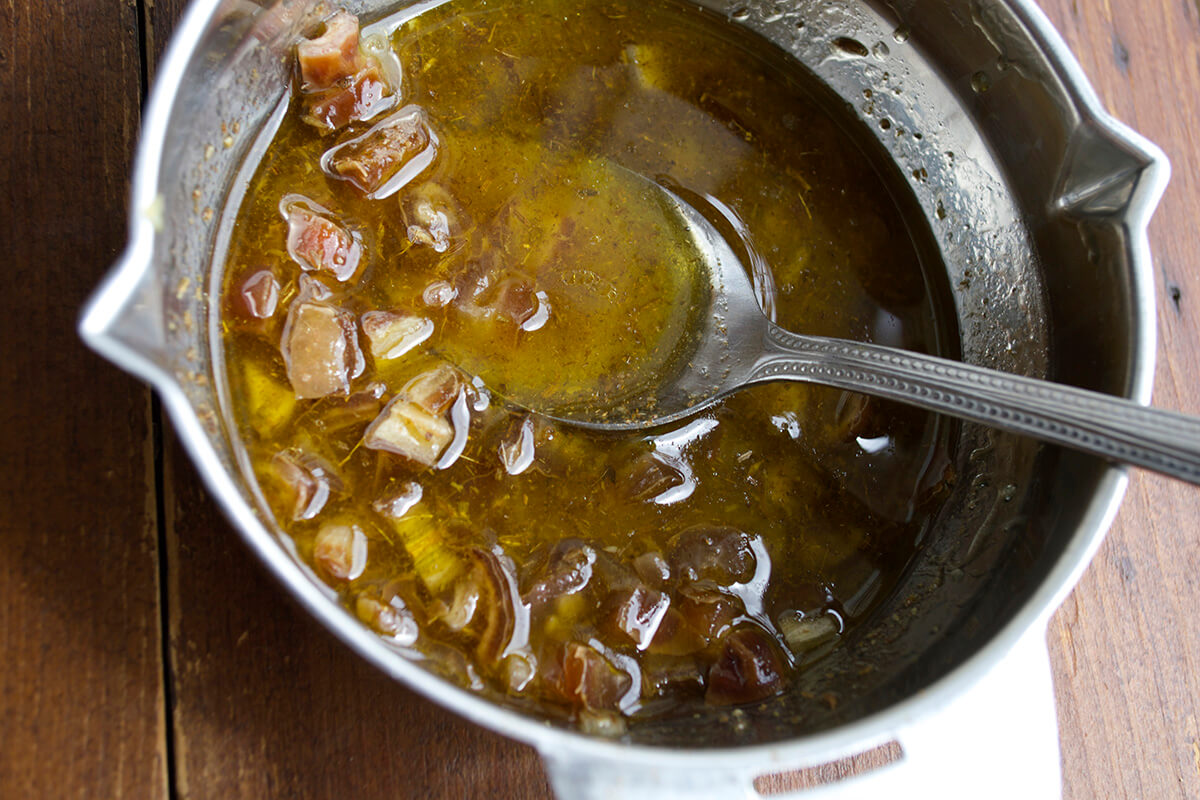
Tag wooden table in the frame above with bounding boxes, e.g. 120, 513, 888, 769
3, 1, 1198, 797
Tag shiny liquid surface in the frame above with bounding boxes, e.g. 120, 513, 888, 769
218, 0, 954, 732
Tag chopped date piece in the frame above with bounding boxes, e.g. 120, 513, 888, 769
371, 481, 423, 519
677, 582, 743, 643
403, 364, 464, 415
645, 606, 706, 656
462, 548, 525, 663
523, 540, 596, 608
268, 450, 341, 521
620, 452, 686, 503
490, 278, 538, 327
705, 627, 787, 706
404, 183, 459, 252
303, 63, 393, 132
361, 311, 434, 361
313, 521, 368, 581
323, 106, 438, 198
297, 10, 362, 90
315, 383, 386, 434
282, 195, 363, 282
641, 653, 706, 696
240, 269, 279, 319
498, 415, 536, 476
591, 548, 641, 595
606, 586, 670, 651
355, 591, 419, 645
669, 526, 758, 585
280, 296, 364, 399
632, 551, 671, 587
363, 394, 453, 467
559, 642, 633, 713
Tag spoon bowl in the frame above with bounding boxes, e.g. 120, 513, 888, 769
534, 171, 1200, 485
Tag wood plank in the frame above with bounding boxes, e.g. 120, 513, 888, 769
1035, 2, 1200, 797
0, 1, 167, 798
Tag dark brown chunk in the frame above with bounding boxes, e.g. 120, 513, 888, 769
619, 452, 686, 502
669, 526, 757, 585
705, 627, 787, 706
303, 63, 392, 132
558, 642, 632, 712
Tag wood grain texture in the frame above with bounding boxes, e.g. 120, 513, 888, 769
0, 1, 167, 799
1037, 2, 1200, 797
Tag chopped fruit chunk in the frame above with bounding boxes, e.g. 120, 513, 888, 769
324, 106, 437, 197
523, 541, 596, 608
403, 364, 464, 415
303, 63, 393, 132
669, 526, 757, 585
239, 269, 279, 319
559, 642, 633, 712
280, 296, 364, 399
297, 11, 362, 90
268, 450, 341, 521
404, 183, 459, 252
363, 395, 454, 466
282, 195, 363, 282
361, 311, 434, 360
607, 586, 670, 651
705, 627, 787, 706
355, 591, 418, 645
313, 521, 369, 581
497, 415, 536, 476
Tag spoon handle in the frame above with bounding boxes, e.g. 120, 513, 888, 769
754, 325, 1200, 485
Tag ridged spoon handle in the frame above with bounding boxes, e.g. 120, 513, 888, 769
752, 324, 1200, 484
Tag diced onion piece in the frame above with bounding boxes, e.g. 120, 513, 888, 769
361, 311, 433, 361
385, 514, 463, 594
777, 611, 839, 656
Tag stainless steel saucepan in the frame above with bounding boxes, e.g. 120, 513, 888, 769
80, 0, 1169, 796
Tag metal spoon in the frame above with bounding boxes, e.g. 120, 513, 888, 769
534, 174, 1200, 485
